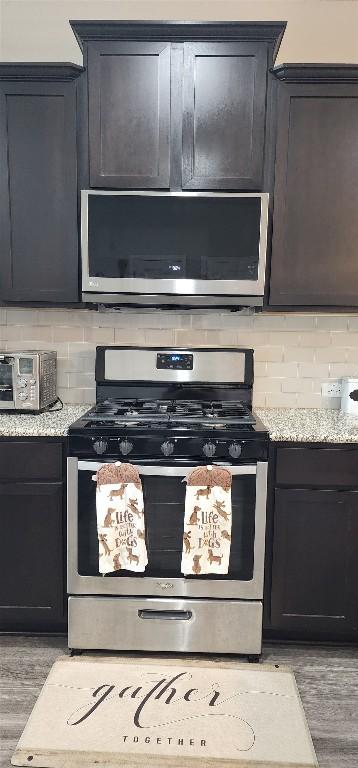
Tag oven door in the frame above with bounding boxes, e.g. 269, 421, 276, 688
0, 356, 15, 408
67, 459, 267, 600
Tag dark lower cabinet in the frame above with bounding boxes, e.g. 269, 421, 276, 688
0, 64, 83, 303
266, 443, 358, 641
271, 488, 358, 638
0, 440, 66, 632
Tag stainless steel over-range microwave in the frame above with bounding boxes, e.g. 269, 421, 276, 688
81, 190, 269, 308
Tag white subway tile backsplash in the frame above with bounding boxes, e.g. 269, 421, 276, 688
283, 315, 316, 330
315, 316, 348, 331
53, 326, 84, 342
315, 347, 347, 362
282, 378, 313, 394
296, 393, 326, 408
329, 362, 358, 378
254, 377, 282, 393
265, 392, 298, 408
284, 347, 315, 362
345, 348, 358, 363
254, 346, 283, 362
299, 332, 331, 347
298, 362, 330, 379
1, 308, 358, 407
21, 326, 54, 342
0, 325, 22, 341
331, 332, 358, 347
84, 327, 115, 344
266, 361, 298, 378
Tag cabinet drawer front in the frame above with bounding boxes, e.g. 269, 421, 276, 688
0, 441, 62, 482
69, 596, 262, 654
276, 446, 358, 487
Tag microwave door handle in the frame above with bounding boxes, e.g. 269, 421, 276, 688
77, 461, 258, 476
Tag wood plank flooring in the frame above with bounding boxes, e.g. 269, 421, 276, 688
0, 636, 357, 767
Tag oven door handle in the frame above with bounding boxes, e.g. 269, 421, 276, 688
77, 461, 258, 476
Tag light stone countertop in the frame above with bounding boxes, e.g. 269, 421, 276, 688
256, 407, 358, 443
0, 405, 91, 437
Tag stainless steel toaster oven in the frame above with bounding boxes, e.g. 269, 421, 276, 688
0, 351, 57, 411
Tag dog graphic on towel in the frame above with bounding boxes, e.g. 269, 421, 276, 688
96, 463, 148, 575
181, 466, 233, 575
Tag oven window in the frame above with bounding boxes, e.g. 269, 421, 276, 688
87, 195, 261, 282
77, 469, 256, 581
0, 362, 13, 401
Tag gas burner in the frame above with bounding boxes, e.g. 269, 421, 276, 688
87, 398, 255, 426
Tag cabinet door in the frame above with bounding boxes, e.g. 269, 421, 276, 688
0, 483, 65, 631
271, 488, 358, 637
0, 81, 79, 302
269, 83, 358, 306
182, 42, 267, 190
88, 42, 171, 188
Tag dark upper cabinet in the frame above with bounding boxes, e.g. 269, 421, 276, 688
88, 42, 171, 188
0, 64, 83, 303
269, 65, 358, 308
182, 42, 267, 190
71, 21, 285, 192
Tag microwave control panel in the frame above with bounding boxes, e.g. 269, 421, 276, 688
156, 353, 193, 371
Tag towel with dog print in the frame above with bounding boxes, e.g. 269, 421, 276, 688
181, 465, 232, 575
95, 462, 148, 575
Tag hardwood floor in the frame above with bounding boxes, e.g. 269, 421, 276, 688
0, 636, 357, 767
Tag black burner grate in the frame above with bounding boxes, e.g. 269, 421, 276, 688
86, 397, 255, 427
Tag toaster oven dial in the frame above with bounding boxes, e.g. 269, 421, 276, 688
93, 439, 108, 455
119, 439, 133, 456
161, 440, 175, 457
203, 441, 216, 458
18, 391, 28, 401
228, 442, 242, 459
17, 378, 27, 388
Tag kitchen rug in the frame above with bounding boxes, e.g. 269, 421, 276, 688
11, 655, 318, 768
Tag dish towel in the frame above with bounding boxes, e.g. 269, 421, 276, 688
181, 465, 233, 575
95, 462, 148, 575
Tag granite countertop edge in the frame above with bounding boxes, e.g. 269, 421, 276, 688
1, 405, 358, 444
256, 407, 358, 444
0, 405, 91, 437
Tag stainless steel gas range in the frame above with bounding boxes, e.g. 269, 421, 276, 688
67, 347, 269, 658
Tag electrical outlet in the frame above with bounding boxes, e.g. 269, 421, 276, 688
321, 381, 342, 398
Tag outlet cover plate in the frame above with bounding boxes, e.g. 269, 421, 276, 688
321, 381, 342, 398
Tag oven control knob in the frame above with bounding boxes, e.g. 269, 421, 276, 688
93, 439, 108, 455
17, 378, 27, 388
229, 442, 242, 459
119, 439, 133, 456
203, 441, 216, 458
19, 391, 28, 401
161, 440, 175, 457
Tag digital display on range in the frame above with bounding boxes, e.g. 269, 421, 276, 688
156, 353, 193, 370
